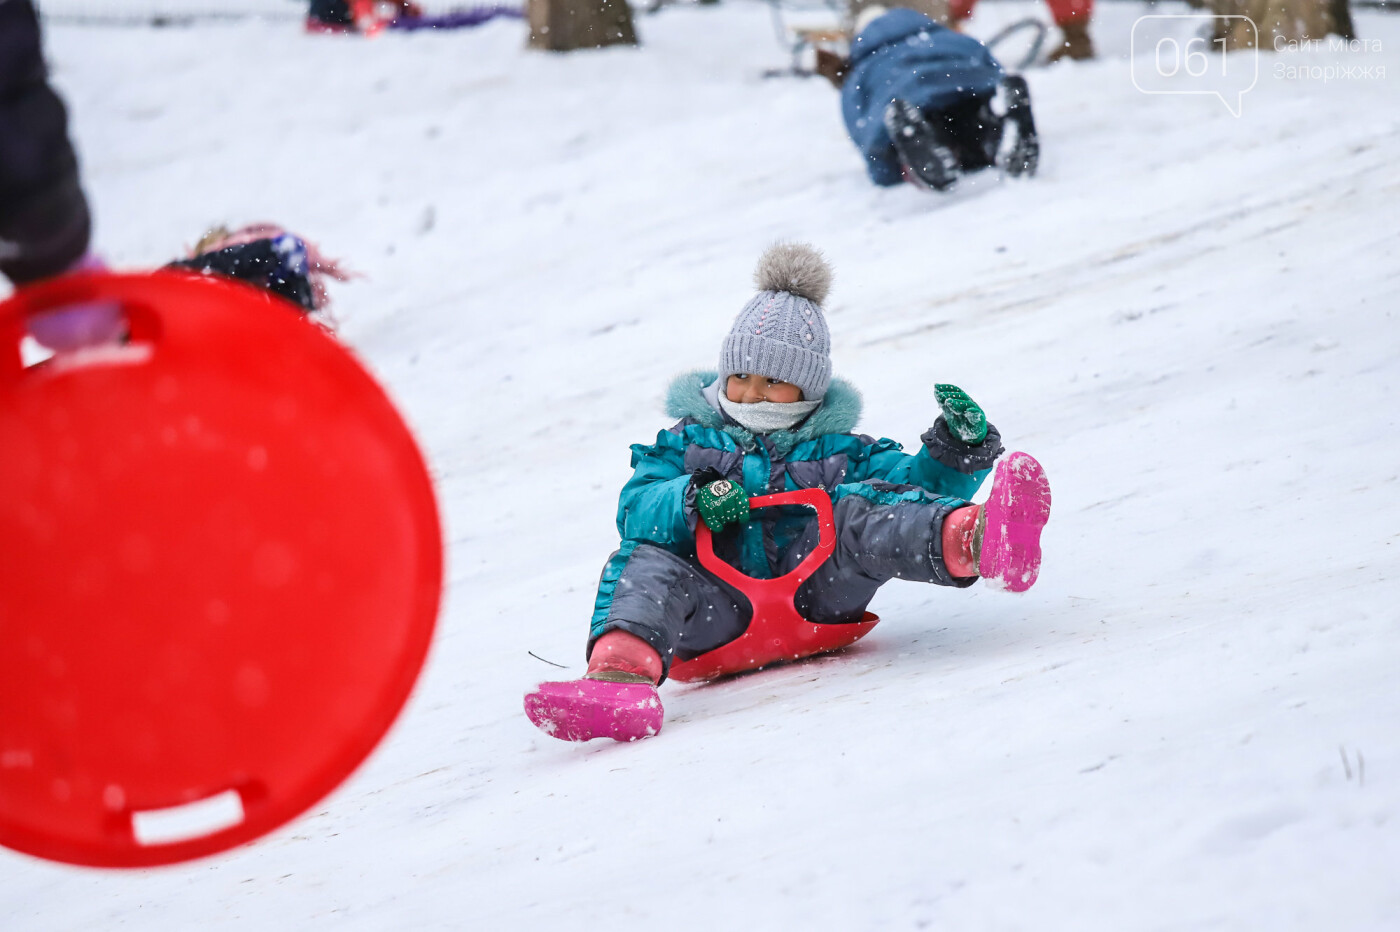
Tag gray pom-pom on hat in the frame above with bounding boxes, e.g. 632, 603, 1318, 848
753, 242, 833, 306
720, 243, 834, 401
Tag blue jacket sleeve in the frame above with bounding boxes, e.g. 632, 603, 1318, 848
847, 419, 1004, 502
615, 430, 696, 552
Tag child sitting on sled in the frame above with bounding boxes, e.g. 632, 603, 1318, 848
525, 243, 1051, 742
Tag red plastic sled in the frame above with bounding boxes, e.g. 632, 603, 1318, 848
667, 488, 879, 683
0, 272, 442, 868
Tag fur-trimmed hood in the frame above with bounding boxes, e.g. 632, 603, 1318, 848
664, 370, 862, 456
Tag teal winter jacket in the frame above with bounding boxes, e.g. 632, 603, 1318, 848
613, 371, 1003, 581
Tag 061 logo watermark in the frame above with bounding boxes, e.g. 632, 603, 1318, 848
1131, 15, 1259, 117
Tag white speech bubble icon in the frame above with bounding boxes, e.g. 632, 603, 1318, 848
1131, 15, 1258, 117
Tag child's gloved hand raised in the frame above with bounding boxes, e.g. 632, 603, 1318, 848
691, 467, 750, 532
935, 383, 989, 445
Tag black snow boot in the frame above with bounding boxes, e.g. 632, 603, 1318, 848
997, 75, 1039, 178
883, 98, 962, 192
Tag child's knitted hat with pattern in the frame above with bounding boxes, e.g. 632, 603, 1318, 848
719, 243, 834, 401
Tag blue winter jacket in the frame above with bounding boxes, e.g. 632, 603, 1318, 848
605, 371, 1002, 585
841, 9, 1005, 186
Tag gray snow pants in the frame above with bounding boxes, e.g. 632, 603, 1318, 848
588, 492, 974, 679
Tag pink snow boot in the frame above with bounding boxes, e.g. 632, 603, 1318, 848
524, 679, 663, 742
977, 451, 1052, 592
524, 630, 665, 742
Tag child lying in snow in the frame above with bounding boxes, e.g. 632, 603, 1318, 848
815, 7, 1040, 192
24, 224, 350, 354
525, 243, 1051, 742
167, 223, 350, 326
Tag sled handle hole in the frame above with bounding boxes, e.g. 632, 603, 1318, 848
18, 333, 56, 369
3, 279, 165, 379
129, 788, 247, 847
24, 300, 130, 358
15, 297, 162, 373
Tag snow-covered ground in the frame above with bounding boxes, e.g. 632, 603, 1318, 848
6, 2, 1400, 928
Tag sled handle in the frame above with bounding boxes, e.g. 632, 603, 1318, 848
0, 272, 167, 382
694, 487, 836, 594
0, 269, 312, 382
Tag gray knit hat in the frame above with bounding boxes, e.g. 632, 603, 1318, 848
719, 243, 834, 401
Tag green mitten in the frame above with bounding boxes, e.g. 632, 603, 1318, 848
695, 477, 750, 532
935, 383, 989, 445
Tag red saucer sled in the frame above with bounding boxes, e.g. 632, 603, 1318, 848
667, 488, 879, 683
0, 271, 442, 868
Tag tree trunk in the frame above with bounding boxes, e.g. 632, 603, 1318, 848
1212, 0, 1350, 50
527, 0, 637, 51
1330, 0, 1357, 40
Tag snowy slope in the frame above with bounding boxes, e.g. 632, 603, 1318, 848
5, 3, 1400, 928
